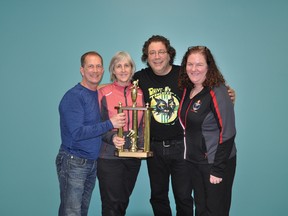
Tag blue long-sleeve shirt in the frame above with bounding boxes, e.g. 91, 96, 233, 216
59, 83, 113, 160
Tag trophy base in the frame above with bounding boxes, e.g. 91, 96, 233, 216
115, 149, 153, 158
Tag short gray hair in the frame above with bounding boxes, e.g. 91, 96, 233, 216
109, 51, 136, 81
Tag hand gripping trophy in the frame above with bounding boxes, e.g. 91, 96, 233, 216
114, 80, 153, 158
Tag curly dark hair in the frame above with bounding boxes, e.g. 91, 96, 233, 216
141, 35, 176, 66
178, 46, 226, 91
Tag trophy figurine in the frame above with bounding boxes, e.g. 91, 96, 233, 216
114, 80, 153, 158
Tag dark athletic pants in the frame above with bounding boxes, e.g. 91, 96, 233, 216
97, 158, 141, 216
189, 156, 236, 216
147, 139, 194, 216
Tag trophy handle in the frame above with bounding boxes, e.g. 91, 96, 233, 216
117, 102, 124, 152
144, 103, 151, 152
131, 80, 138, 152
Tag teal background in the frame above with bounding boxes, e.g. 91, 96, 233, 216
1, 0, 287, 215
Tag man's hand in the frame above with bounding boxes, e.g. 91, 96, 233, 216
110, 113, 126, 129
227, 85, 236, 104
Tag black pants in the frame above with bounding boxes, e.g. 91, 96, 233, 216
189, 156, 236, 216
147, 139, 194, 216
97, 158, 141, 216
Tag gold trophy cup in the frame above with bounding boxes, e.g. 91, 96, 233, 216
114, 80, 153, 158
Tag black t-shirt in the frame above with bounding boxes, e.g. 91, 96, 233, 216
133, 65, 184, 140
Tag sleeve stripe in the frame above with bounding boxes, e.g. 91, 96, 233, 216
210, 90, 223, 144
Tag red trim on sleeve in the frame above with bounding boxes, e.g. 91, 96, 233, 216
210, 90, 223, 144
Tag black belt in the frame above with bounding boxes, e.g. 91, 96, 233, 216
151, 138, 183, 147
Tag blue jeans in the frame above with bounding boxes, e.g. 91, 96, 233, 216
56, 150, 97, 216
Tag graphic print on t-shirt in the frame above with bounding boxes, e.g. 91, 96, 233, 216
148, 86, 179, 124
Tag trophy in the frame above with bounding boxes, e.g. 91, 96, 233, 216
114, 80, 153, 158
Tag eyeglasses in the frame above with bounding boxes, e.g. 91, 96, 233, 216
148, 50, 167, 56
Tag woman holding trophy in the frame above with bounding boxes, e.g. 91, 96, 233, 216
97, 51, 145, 216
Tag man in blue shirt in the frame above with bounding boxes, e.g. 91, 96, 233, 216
56, 51, 126, 216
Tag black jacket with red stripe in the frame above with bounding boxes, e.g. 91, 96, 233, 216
178, 84, 236, 178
